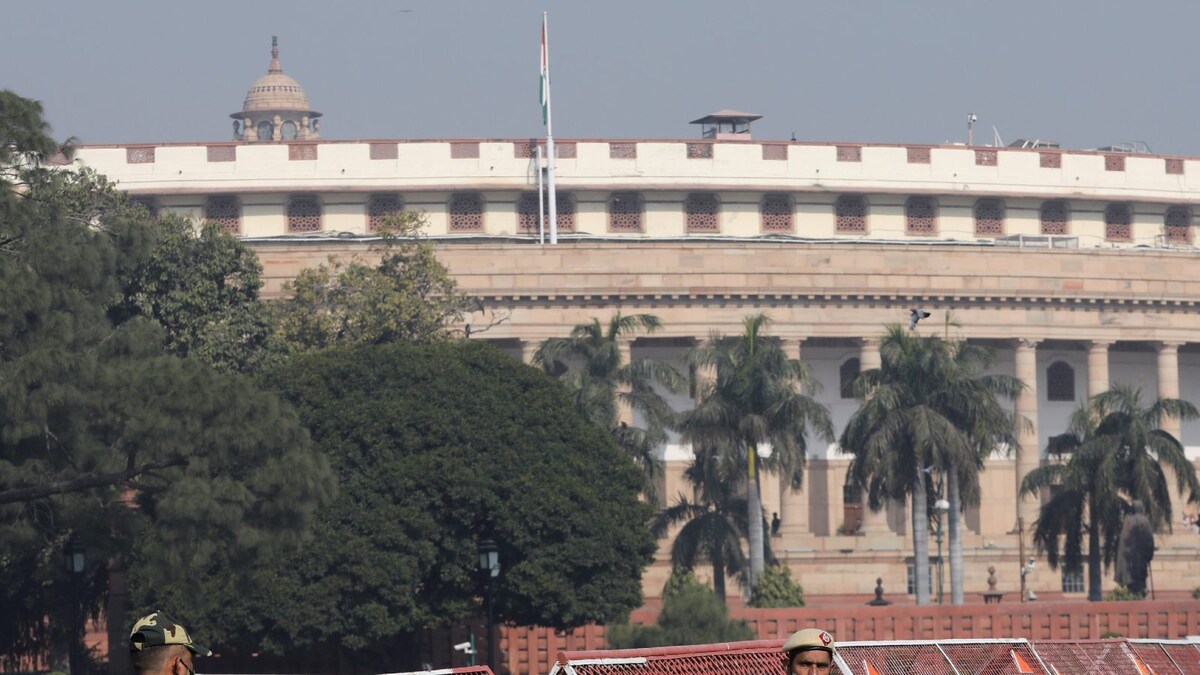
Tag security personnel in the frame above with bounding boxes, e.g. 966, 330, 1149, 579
129, 612, 212, 675
782, 628, 836, 673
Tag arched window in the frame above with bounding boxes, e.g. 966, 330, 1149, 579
1165, 206, 1191, 244
367, 195, 403, 233
256, 121, 273, 142
608, 192, 643, 232
835, 195, 867, 233
448, 193, 484, 232
205, 196, 240, 233
1046, 361, 1075, 402
840, 358, 861, 399
905, 197, 936, 235
281, 121, 297, 141
1105, 204, 1132, 241
685, 193, 719, 232
760, 194, 793, 232
517, 192, 575, 233
287, 196, 322, 232
1041, 201, 1069, 235
974, 199, 1005, 236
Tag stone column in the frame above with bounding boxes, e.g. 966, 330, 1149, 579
778, 338, 809, 538
520, 339, 539, 366
1014, 339, 1041, 534
617, 339, 634, 426
1157, 342, 1183, 440
857, 337, 891, 535
1087, 340, 1113, 398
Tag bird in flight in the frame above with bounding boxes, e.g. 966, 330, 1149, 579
908, 308, 931, 330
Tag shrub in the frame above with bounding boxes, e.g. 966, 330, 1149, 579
607, 569, 754, 648
1193, 585, 1200, 600
1104, 585, 1145, 601
1100, 631, 1124, 639
748, 564, 805, 608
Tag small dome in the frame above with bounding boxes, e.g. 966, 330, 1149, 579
236, 37, 320, 116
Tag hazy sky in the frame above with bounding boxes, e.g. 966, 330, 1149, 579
7, 1, 1200, 154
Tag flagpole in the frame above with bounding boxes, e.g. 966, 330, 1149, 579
536, 145, 545, 245
542, 11, 558, 245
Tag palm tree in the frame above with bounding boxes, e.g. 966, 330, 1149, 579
1021, 383, 1199, 601
840, 325, 1023, 605
651, 452, 751, 604
680, 314, 834, 591
534, 313, 685, 497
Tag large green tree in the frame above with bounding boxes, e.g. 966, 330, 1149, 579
1021, 383, 1199, 601
680, 314, 834, 591
135, 341, 656, 672
840, 325, 1022, 606
534, 313, 685, 498
110, 214, 280, 373
274, 212, 486, 350
0, 90, 335, 670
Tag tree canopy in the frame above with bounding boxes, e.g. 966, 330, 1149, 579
0, 89, 335, 670
1021, 383, 1199, 601
681, 314, 834, 591
606, 569, 754, 649
133, 341, 656, 671
274, 212, 488, 350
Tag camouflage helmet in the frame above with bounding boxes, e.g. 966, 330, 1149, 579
129, 612, 212, 657
782, 627, 836, 656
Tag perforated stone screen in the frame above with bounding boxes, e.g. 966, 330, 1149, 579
837, 146, 862, 162
906, 197, 936, 234
1040, 201, 1068, 235
975, 199, 1004, 236
608, 192, 643, 231
287, 197, 321, 232
685, 193, 719, 232
976, 149, 998, 166
836, 196, 867, 233
1040, 152, 1062, 168
1166, 158, 1185, 175
760, 194, 793, 232
126, 147, 156, 164
450, 142, 480, 159
206, 145, 236, 162
686, 143, 713, 159
288, 144, 318, 161
448, 193, 484, 231
367, 195, 402, 232
610, 142, 637, 159
1104, 154, 1126, 171
762, 144, 788, 161
1165, 206, 1191, 243
907, 147, 930, 164
370, 143, 398, 160
205, 196, 240, 233
517, 192, 575, 233
1105, 203, 1132, 241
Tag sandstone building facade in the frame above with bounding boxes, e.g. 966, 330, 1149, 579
71, 43, 1200, 603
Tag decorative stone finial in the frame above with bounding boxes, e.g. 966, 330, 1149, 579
987, 565, 998, 592
867, 577, 891, 606
269, 36, 282, 73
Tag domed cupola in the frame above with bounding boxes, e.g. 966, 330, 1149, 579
230, 37, 322, 142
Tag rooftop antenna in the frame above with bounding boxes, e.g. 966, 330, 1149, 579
992, 125, 1004, 147
966, 112, 978, 146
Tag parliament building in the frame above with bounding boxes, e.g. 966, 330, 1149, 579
72, 39, 1200, 604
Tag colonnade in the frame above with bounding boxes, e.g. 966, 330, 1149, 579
508, 335, 1194, 543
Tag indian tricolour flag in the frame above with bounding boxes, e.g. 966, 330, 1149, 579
539, 15, 550, 126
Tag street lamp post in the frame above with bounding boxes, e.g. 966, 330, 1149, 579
63, 536, 86, 675
477, 539, 500, 671
933, 498, 949, 605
